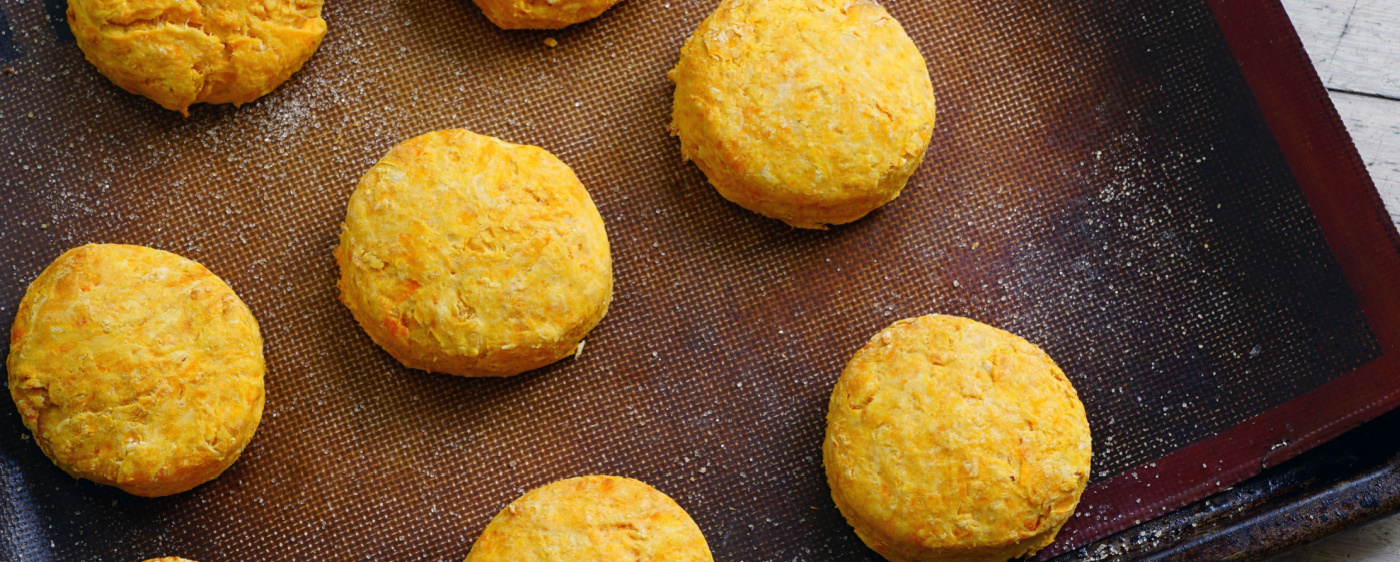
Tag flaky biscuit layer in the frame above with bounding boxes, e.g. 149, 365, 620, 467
67, 0, 326, 115
472, 0, 623, 29
669, 0, 936, 229
336, 129, 613, 377
9, 244, 265, 497
825, 315, 1091, 562
466, 475, 713, 562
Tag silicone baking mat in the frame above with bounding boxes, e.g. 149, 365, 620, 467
1, 0, 1398, 559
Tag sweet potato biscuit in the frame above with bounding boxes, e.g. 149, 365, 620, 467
668, 0, 937, 229
471, 0, 624, 29
465, 475, 713, 561
8, 244, 265, 498
824, 315, 1091, 562
335, 129, 613, 377
67, 0, 327, 116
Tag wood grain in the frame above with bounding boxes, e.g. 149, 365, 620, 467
1329, 91, 1400, 226
1283, 0, 1400, 99
1281, 0, 1400, 231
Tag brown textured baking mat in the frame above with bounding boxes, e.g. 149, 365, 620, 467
1, 0, 1399, 559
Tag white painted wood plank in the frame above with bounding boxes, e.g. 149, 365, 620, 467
1281, 0, 1400, 99
1329, 91, 1400, 228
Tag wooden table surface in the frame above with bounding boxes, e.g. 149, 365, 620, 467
1282, 0, 1400, 225
1270, 2, 1400, 560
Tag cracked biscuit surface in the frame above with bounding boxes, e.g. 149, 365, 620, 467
8, 244, 265, 498
465, 475, 713, 562
471, 0, 624, 29
669, 0, 936, 229
824, 315, 1091, 562
66, 0, 327, 116
335, 129, 612, 378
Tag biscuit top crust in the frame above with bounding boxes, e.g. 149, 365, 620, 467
466, 475, 713, 561
335, 129, 612, 377
472, 0, 624, 30
8, 244, 265, 497
825, 315, 1091, 560
67, 0, 327, 115
669, 0, 936, 228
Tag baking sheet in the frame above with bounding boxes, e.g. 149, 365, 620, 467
0, 0, 1397, 559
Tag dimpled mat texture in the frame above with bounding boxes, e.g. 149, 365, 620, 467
0, 0, 1381, 560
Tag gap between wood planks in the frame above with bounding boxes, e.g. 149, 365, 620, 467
1281, 0, 1400, 228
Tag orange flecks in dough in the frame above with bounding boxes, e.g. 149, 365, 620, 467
473, 0, 624, 29
824, 315, 1092, 562
7, 244, 265, 497
334, 129, 612, 377
669, 0, 937, 229
66, 0, 327, 116
466, 476, 713, 561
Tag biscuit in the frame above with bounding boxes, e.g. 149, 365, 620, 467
668, 0, 936, 229
471, 0, 623, 29
335, 129, 612, 377
67, 0, 327, 116
8, 244, 265, 498
465, 475, 713, 561
824, 315, 1091, 562
144, 558, 197, 562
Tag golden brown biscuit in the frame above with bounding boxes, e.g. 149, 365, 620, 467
8, 244, 265, 498
67, 0, 327, 116
824, 315, 1091, 562
465, 475, 713, 561
668, 0, 936, 229
471, 0, 623, 29
335, 129, 612, 377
